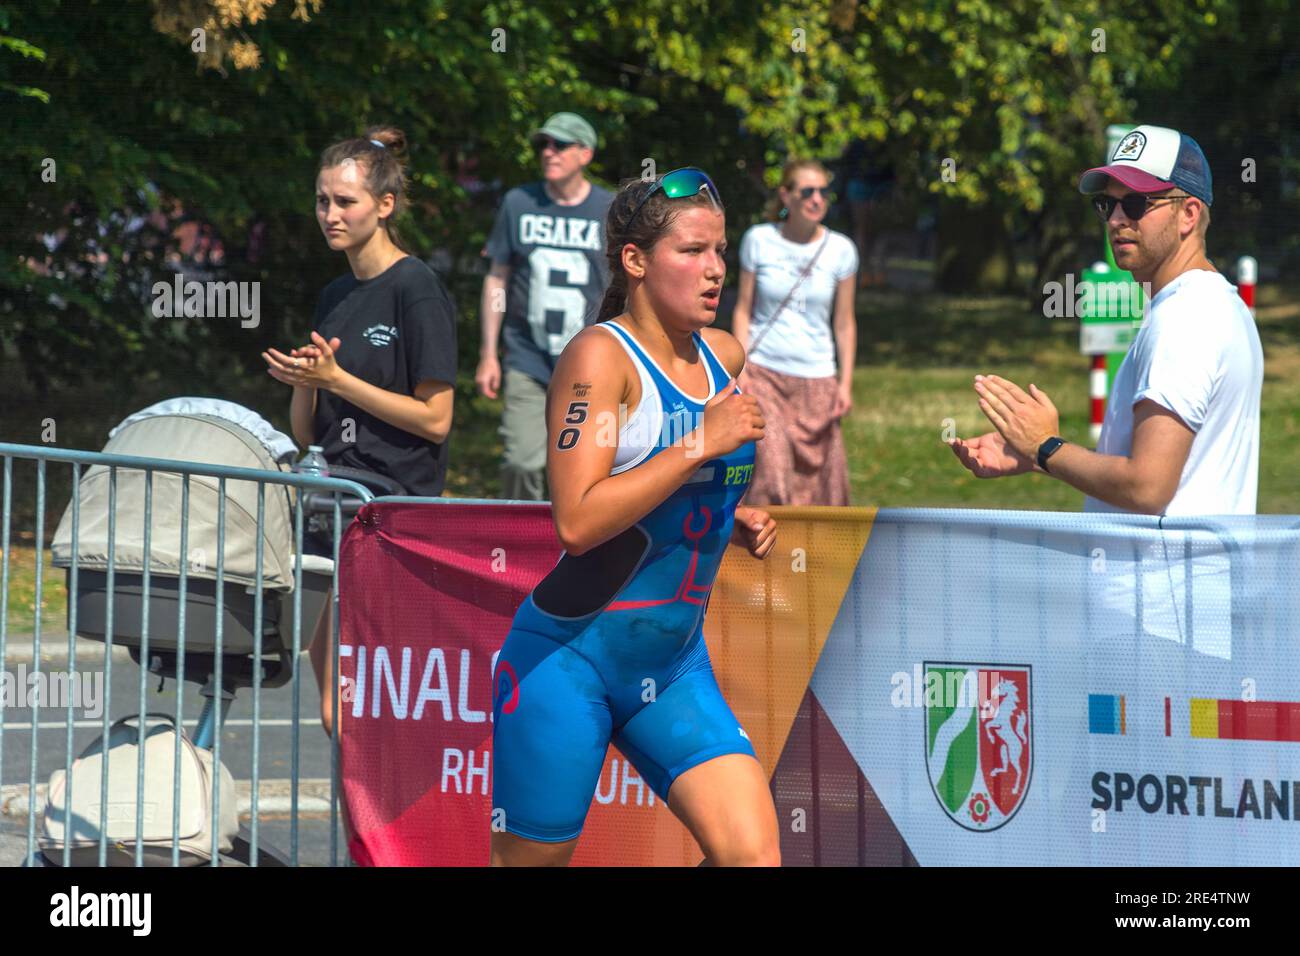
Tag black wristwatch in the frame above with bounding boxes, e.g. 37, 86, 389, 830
1036, 436, 1066, 472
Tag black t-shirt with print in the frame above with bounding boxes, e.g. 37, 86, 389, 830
311, 256, 457, 497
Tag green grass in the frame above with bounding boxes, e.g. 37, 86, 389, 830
840, 288, 1093, 510
4, 280, 1299, 626
1, 541, 64, 637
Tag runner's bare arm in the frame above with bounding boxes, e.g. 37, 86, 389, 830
547, 328, 709, 555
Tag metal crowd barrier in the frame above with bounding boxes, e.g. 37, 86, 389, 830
0, 441, 372, 866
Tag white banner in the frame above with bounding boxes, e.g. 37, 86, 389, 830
813, 511, 1300, 865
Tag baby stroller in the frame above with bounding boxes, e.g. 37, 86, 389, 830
43, 398, 401, 865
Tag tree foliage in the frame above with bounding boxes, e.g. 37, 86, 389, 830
1, 0, 1290, 398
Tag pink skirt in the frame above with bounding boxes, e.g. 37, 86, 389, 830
739, 361, 850, 506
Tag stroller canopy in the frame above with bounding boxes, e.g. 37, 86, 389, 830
110, 397, 299, 464
52, 408, 299, 591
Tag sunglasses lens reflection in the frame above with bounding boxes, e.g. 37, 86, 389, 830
661, 169, 721, 206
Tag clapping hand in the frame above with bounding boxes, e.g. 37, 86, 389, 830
263, 331, 344, 390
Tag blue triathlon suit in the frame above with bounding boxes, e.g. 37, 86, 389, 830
490, 319, 758, 842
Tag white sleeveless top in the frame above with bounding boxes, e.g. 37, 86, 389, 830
593, 322, 723, 475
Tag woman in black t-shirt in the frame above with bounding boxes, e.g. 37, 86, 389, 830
262, 125, 457, 737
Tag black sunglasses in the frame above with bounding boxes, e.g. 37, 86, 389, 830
797, 186, 833, 200
1091, 192, 1189, 223
533, 136, 576, 153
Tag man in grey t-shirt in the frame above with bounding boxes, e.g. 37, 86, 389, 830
476, 112, 613, 500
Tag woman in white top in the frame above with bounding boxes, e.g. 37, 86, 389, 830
731, 159, 858, 505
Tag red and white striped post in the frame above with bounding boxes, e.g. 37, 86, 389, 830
1089, 354, 1107, 443
1237, 255, 1257, 317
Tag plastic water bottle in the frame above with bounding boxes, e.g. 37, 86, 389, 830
295, 445, 330, 477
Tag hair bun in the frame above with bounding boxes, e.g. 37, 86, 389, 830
362, 125, 408, 164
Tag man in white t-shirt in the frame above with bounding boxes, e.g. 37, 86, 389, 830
948, 124, 1264, 516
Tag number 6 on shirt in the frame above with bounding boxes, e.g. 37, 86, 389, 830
527, 248, 591, 357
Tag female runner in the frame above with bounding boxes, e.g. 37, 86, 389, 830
490, 168, 781, 866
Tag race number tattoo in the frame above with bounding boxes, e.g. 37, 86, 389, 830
557, 400, 589, 450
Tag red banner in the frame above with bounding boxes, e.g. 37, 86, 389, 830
337, 501, 549, 865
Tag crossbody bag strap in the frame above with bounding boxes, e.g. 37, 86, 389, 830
746, 228, 831, 357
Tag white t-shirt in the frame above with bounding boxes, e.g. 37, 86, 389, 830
738, 222, 858, 378
1084, 269, 1263, 516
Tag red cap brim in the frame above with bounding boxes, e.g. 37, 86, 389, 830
1078, 164, 1175, 194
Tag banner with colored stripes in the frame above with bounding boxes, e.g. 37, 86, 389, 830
337, 503, 1300, 865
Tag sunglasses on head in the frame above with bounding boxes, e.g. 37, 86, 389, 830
1091, 192, 1189, 223
797, 186, 833, 200
625, 167, 722, 230
533, 136, 576, 153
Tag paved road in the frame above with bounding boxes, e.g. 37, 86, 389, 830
1, 631, 348, 867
